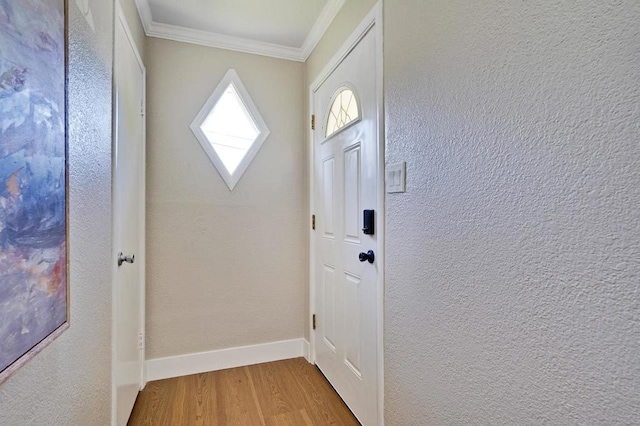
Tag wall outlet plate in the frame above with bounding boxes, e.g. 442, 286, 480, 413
386, 162, 406, 193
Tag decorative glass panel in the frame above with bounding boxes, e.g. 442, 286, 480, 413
190, 69, 270, 190
325, 88, 359, 137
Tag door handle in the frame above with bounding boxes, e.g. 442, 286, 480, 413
359, 250, 375, 264
117, 252, 135, 267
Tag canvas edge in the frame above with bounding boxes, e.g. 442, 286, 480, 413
0, 0, 71, 386
0, 322, 70, 385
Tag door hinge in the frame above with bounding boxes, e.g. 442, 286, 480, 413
139, 332, 144, 350
311, 114, 316, 130
312, 214, 316, 230
312, 314, 317, 330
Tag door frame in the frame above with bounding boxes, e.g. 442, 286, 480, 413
308, 2, 384, 424
112, 1, 147, 424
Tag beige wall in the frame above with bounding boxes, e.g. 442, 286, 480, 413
0, 0, 114, 424
145, 38, 306, 359
305, 0, 378, 84
119, 0, 146, 62
384, 0, 640, 424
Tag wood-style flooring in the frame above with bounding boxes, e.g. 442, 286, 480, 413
128, 357, 360, 425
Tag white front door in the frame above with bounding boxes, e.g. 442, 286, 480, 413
313, 26, 379, 426
114, 8, 145, 426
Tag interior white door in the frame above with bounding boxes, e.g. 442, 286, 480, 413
114, 9, 145, 426
313, 27, 379, 426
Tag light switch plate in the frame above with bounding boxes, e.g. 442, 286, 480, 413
386, 162, 406, 193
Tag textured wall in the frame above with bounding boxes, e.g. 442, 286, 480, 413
384, 0, 640, 424
0, 1, 114, 424
145, 38, 306, 359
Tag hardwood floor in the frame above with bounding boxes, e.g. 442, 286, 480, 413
128, 357, 360, 425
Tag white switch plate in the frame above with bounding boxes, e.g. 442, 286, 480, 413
386, 162, 406, 193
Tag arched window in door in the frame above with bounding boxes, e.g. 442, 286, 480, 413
325, 87, 360, 138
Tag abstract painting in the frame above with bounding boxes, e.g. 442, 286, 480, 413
0, 0, 68, 383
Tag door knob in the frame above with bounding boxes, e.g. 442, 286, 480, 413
359, 250, 375, 264
117, 252, 135, 267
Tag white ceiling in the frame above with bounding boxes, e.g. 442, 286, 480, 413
135, 0, 345, 61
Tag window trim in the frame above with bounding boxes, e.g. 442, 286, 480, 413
190, 69, 270, 191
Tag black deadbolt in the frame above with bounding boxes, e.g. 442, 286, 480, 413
359, 250, 375, 264
362, 210, 375, 235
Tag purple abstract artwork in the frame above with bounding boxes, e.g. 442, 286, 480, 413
0, 0, 67, 379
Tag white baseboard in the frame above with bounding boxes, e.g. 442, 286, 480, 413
145, 338, 310, 382
303, 339, 310, 362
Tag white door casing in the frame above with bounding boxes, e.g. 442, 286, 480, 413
113, 4, 146, 426
311, 13, 382, 426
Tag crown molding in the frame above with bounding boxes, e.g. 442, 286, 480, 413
133, 0, 153, 34
146, 21, 304, 61
300, 0, 345, 61
133, 0, 344, 62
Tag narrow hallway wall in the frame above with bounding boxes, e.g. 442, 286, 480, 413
0, 1, 114, 424
145, 38, 306, 359
384, 0, 640, 424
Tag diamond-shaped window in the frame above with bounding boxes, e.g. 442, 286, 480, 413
190, 69, 270, 190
